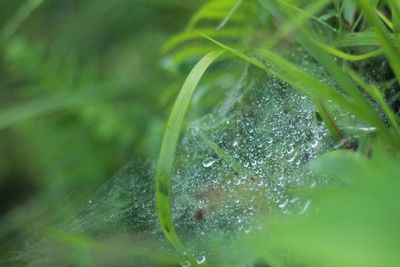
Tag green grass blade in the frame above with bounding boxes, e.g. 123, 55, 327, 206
375, 7, 394, 30
162, 28, 247, 53
315, 40, 383, 61
257, 0, 332, 48
216, 0, 243, 30
0, 0, 45, 45
197, 31, 267, 71
356, 0, 400, 82
0, 94, 81, 130
277, 0, 337, 32
340, 31, 381, 47
314, 98, 344, 141
345, 66, 400, 138
387, 0, 400, 35
155, 50, 224, 252
186, 0, 238, 31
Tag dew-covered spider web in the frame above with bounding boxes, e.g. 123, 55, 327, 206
9, 56, 353, 267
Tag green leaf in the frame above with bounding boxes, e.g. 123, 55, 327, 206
356, 0, 400, 82
314, 40, 383, 61
155, 50, 224, 252
216, 0, 244, 30
343, 0, 357, 25
0, 0, 44, 45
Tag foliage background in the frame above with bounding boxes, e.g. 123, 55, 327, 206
0, 0, 202, 214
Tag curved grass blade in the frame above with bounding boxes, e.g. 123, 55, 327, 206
155, 50, 224, 252
216, 0, 243, 30
0, 0, 45, 45
345, 66, 400, 138
356, 0, 400, 82
257, 0, 332, 48
186, 0, 248, 31
375, 7, 394, 30
315, 98, 344, 141
197, 31, 266, 71
315, 41, 383, 61
167, 45, 217, 70
162, 28, 246, 53
340, 31, 382, 47
277, 0, 336, 32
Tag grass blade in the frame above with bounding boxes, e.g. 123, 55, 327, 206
356, 0, 400, 82
155, 50, 224, 252
314, 98, 344, 141
0, 0, 45, 45
216, 0, 243, 30
375, 7, 394, 30
314, 40, 383, 61
345, 66, 400, 138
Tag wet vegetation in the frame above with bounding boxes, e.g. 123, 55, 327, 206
1, 0, 400, 266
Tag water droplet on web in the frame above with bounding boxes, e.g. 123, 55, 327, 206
232, 139, 239, 147
180, 261, 191, 267
202, 158, 216, 168
287, 154, 297, 163
278, 199, 289, 209
196, 255, 206, 265
233, 178, 241, 186
287, 145, 294, 154
300, 200, 311, 214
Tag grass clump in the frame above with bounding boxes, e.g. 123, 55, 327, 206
1, 0, 400, 266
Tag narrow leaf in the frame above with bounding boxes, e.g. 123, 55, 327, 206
155, 50, 224, 252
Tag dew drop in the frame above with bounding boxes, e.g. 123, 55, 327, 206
202, 158, 216, 168
196, 255, 206, 265
287, 145, 294, 154
311, 140, 319, 149
278, 199, 289, 209
300, 200, 311, 215
180, 261, 191, 267
287, 154, 297, 163
232, 139, 239, 147
244, 226, 252, 234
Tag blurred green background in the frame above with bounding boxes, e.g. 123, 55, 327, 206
0, 0, 203, 215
